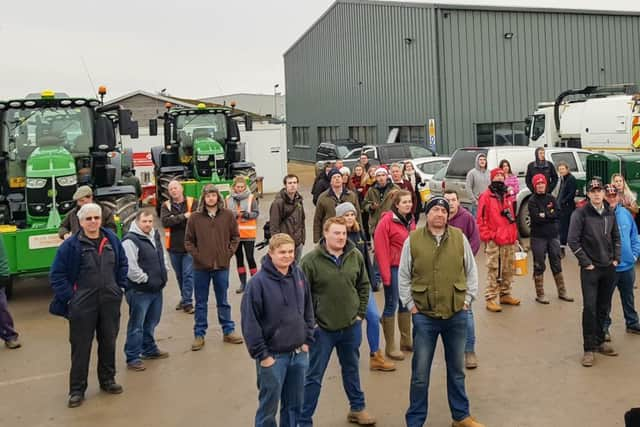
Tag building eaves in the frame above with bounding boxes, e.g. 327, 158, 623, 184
103, 90, 199, 108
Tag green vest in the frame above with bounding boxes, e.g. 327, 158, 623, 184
409, 226, 467, 319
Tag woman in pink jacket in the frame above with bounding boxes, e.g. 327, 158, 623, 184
374, 190, 415, 361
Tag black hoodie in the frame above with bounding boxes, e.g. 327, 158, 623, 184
241, 255, 315, 361
525, 148, 559, 193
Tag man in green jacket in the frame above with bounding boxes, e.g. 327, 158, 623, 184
313, 168, 361, 243
0, 238, 20, 349
299, 216, 375, 426
399, 197, 483, 427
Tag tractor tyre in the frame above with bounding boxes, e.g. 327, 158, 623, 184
101, 194, 139, 233
156, 172, 184, 214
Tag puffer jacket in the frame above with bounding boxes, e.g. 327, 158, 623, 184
477, 185, 518, 245
374, 210, 415, 285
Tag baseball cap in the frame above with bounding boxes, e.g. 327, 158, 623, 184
587, 177, 604, 192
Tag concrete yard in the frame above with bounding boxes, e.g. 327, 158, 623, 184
0, 165, 637, 427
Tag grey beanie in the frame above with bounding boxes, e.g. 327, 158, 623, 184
335, 202, 357, 218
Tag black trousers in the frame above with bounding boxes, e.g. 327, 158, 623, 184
580, 265, 616, 351
69, 295, 122, 394
558, 208, 573, 246
235, 240, 257, 271
530, 237, 562, 276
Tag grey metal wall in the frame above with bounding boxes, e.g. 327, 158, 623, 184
284, 1, 640, 161
438, 8, 640, 152
285, 1, 439, 161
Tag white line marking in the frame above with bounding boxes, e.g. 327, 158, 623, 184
0, 371, 66, 387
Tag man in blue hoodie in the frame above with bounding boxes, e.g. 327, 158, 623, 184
241, 233, 314, 427
603, 185, 640, 339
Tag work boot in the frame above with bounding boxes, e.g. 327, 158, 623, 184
499, 295, 521, 306
191, 336, 205, 351
486, 299, 502, 312
381, 315, 404, 360
347, 409, 376, 425
560, 246, 566, 259
5, 338, 21, 349
553, 272, 574, 301
534, 274, 549, 304
626, 324, 640, 335
141, 350, 169, 360
369, 350, 396, 372
452, 416, 485, 427
398, 312, 413, 352
127, 361, 146, 371
223, 332, 244, 344
236, 282, 246, 294
464, 352, 478, 369
67, 393, 84, 408
581, 352, 594, 367
100, 382, 123, 394
604, 331, 611, 342
597, 343, 618, 356
175, 302, 183, 310
183, 304, 195, 314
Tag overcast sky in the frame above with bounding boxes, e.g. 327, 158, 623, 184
0, 0, 637, 101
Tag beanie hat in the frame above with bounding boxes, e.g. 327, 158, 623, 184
335, 202, 357, 218
73, 185, 93, 201
327, 168, 342, 180
532, 173, 547, 187
375, 167, 388, 176
490, 167, 505, 181
424, 196, 450, 216
339, 166, 351, 176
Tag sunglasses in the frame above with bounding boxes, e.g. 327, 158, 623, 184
84, 216, 101, 221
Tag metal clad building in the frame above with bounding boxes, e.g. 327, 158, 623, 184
284, 0, 640, 161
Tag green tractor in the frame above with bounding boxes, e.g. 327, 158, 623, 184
586, 152, 640, 198
149, 103, 256, 207
0, 89, 140, 297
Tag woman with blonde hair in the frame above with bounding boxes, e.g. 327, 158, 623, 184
226, 176, 259, 294
611, 173, 639, 216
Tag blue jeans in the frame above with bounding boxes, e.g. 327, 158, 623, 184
406, 312, 470, 426
169, 251, 194, 306
300, 323, 365, 426
465, 307, 476, 353
383, 266, 407, 317
124, 290, 163, 364
604, 268, 640, 331
255, 351, 309, 427
193, 269, 235, 337
365, 289, 380, 354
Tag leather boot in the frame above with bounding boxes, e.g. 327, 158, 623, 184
452, 415, 486, 427
369, 350, 396, 371
486, 299, 502, 312
398, 312, 413, 352
347, 409, 376, 425
381, 316, 404, 360
554, 272, 574, 302
534, 274, 549, 304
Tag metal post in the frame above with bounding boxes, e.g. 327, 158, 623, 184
273, 84, 279, 120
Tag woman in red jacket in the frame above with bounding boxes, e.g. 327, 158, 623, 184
374, 190, 415, 361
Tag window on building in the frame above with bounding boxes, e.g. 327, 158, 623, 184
475, 122, 527, 147
389, 126, 426, 144
349, 126, 377, 144
292, 127, 310, 147
317, 126, 339, 143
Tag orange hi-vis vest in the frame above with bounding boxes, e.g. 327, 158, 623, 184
229, 194, 257, 240
164, 196, 194, 249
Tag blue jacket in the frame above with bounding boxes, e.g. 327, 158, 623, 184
240, 255, 314, 361
614, 205, 640, 272
49, 228, 128, 317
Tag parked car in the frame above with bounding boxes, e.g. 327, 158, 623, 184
426, 165, 448, 201
409, 156, 450, 202
443, 146, 590, 236
314, 139, 363, 174
342, 142, 436, 171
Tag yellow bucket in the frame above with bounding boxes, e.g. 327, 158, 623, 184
513, 247, 528, 276
418, 183, 431, 202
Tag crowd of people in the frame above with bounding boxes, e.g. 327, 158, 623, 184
1, 147, 639, 426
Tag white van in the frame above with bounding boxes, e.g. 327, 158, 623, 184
443, 146, 590, 236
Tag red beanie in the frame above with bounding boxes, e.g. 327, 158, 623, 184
490, 167, 505, 181
533, 174, 547, 187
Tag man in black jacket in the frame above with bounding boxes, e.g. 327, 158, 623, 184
528, 174, 573, 304
122, 209, 169, 372
556, 162, 577, 256
241, 233, 314, 427
269, 174, 306, 261
568, 177, 621, 367
311, 162, 333, 205
525, 147, 559, 193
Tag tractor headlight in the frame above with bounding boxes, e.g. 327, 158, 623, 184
196, 155, 210, 161
215, 154, 224, 161
26, 178, 47, 189
56, 175, 78, 186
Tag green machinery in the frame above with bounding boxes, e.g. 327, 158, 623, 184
0, 89, 140, 297
149, 103, 256, 207
586, 152, 640, 194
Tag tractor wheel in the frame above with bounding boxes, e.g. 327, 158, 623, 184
101, 194, 139, 233
156, 172, 184, 214
232, 167, 258, 195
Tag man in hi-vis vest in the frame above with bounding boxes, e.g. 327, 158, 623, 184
161, 180, 198, 313
226, 176, 259, 294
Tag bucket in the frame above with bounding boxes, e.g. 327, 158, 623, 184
513, 245, 528, 276
418, 183, 431, 202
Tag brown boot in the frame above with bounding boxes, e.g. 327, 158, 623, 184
452, 416, 485, 427
398, 312, 413, 352
534, 274, 549, 304
347, 409, 376, 425
464, 352, 478, 369
486, 299, 502, 312
381, 315, 404, 360
554, 272, 574, 302
499, 294, 521, 306
223, 332, 244, 344
369, 350, 396, 371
